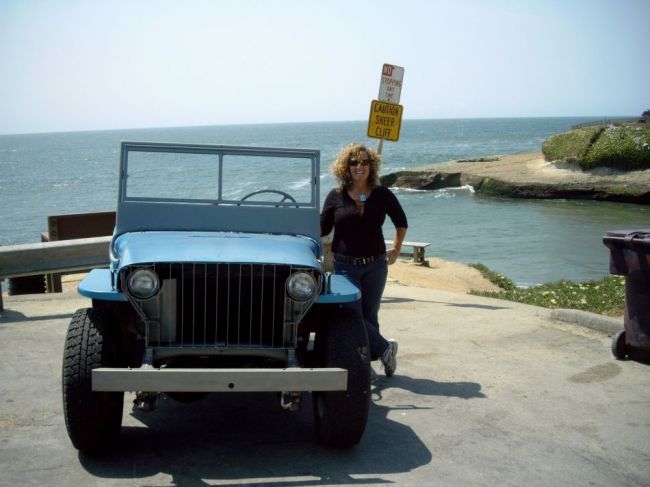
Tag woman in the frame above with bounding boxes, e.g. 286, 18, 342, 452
320, 143, 408, 377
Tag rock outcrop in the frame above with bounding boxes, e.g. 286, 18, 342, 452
380, 152, 650, 204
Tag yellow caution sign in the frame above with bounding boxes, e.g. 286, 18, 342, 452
367, 100, 403, 141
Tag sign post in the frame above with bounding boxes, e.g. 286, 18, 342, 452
369, 63, 404, 154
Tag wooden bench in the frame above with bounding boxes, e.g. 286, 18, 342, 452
385, 240, 431, 265
40, 211, 116, 292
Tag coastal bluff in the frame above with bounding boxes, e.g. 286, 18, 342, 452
380, 152, 650, 204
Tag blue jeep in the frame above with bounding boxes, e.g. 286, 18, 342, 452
62, 142, 370, 452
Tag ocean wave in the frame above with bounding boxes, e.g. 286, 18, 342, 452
393, 184, 475, 196
432, 185, 476, 198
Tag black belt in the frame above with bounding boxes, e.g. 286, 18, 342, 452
333, 253, 385, 266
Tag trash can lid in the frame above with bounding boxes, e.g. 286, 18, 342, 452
603, 230, 650, 247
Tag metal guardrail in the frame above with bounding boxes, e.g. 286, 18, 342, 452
571, 119, 611, 130
0, 236, 111, 278
571, 118, 638, 130
0, 236, 111, 310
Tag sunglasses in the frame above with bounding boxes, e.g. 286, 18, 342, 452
349, 159, 370, 167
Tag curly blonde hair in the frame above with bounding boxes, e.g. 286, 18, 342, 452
331, 143, 381, 191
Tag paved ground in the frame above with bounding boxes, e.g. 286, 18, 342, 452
1, 285, 648, 486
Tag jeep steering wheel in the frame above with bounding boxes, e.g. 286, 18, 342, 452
240, 190, 297, 204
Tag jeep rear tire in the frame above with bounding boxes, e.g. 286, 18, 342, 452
313, 306, 370, 447
62, 308, 124, 452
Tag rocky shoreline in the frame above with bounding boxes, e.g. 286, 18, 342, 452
380, 152, 650, 204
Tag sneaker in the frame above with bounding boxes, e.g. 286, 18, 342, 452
381, 340, 398, 377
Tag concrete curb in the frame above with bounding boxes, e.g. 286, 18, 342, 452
550, 308, 622, 334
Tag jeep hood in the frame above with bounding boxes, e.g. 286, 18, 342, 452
114, 231, 321, 270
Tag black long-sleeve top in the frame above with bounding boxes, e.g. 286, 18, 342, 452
320, 186, 408, 257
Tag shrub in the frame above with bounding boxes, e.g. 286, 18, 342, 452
469, 263, 625, 317
542, 126, 604, 162
581, 124, 650, 170
472, 276, 625, 317
469, 263, 515, 290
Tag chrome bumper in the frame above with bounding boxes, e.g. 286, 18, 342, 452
92, 367, 347, 392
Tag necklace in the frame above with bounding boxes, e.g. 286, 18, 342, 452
354, 193, 366, 216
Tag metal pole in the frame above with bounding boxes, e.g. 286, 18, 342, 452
377, 138, 384, 155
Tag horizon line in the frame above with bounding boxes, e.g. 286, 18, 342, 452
0, 114, 641, 137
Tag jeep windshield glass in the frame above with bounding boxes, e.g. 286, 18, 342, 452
123, 146, 316, 207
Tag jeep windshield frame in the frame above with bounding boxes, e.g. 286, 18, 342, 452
114, 142, 321, 243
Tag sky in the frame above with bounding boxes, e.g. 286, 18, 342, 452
1, 0, 648, 135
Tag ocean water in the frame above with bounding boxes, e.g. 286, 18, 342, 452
1, 118, 648, 286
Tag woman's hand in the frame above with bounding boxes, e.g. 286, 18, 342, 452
387, 248, 399, 265
389, 227, 407, 266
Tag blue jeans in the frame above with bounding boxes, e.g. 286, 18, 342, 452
333, 257, 390, 361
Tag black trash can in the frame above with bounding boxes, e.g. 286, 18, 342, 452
602, 230, 650, 359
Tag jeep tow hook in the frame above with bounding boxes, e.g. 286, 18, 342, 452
280, 391, 302, 411
133, 391, 159, 412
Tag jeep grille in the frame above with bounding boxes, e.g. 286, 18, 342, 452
121, 263, 320, 350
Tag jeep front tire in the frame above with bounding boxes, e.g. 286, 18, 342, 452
312, 306, 370, 447
62, 308, 124, 452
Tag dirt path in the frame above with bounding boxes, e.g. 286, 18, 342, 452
387, 258, 500, 293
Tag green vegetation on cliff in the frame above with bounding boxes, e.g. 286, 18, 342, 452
582, 124, 650, 170
470, 263, 625, 317
542, 120, 650, 171
542, 126, 604, 163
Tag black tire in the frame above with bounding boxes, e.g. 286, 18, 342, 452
62, 308, 124, 452
611, 330, 629, 360
312, 306, 370, 448
7, 275, 45, 295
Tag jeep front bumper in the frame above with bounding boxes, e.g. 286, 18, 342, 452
92, 367, 347, 392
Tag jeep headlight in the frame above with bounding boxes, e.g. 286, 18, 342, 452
127, 269, 159, 299
286, 272, 317, 301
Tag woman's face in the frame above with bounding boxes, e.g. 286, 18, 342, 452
348, 151, 370, 184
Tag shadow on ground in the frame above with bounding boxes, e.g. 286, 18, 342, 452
79, 392, 426, 485
0, 308, 74, 323
78, 373, 484, 485
372, 373, 486, 400
382, 295, 509, 311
